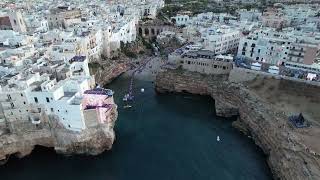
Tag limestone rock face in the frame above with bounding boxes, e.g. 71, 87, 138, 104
0, 106, 118, 164
91, 60, 130, 85
155, 69, 320, 180
215, 100, 238, 117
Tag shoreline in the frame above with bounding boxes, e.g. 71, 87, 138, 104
155, 68, 320, 180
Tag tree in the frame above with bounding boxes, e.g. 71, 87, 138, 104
171, 18, 176, 24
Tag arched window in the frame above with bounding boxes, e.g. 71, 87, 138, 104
139, 27, 142, 36
145, 28, 149, 36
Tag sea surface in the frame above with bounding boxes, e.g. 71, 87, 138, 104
0, 76, 272, 180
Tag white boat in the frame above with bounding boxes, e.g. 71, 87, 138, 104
123, 94, 129, 101
217, 136, 220, 142
123, 105, 132, 109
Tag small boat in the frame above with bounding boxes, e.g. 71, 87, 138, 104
123, 105, 132, 109
127, 95, 134, 101
141, 88, 145, 93
217, 136, 220, 142
123, 94, 129, 102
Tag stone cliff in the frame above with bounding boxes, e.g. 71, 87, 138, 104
155, 68, 320, 180
0, 105, 118, 164
91, 60, 130, 85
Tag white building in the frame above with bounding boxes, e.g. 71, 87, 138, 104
238, 29, 294, 65
238, 9, 262, 22
238, 28, 320, 74
0, 10, 27, 33
171, 14, 190, 26
201, 26, 241, 54
169, 49, 233, 75
26, 75, 95, 131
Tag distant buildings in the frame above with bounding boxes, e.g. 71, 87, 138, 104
169, 48, 233, 75
237, 28, 320, 73
0, 10, 27, 33
0, 0, 164, 132
238, 9, 262, 22
201, 26, 241, 54
45, 7, 81, 30
169, 3, 320, 77
238, 29, 294, 65
261, 8, 289, 29
171, 12, 241, 55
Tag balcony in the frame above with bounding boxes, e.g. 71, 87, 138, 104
29, 110, 41, 125
290, 48, 304, 52
288, 53, 303, 58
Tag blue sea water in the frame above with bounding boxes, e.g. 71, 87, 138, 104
0, 76, 272, 180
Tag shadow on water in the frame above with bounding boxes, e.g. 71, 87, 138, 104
0, 75, 273, 180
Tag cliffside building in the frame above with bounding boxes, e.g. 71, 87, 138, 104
169, 49, 233, 75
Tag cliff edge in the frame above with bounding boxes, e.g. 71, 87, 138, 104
155, 68, 320, 180
0, 105, 118, 164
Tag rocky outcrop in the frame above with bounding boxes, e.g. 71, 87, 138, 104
92, 60, 130, 85
155, 69, 320, 180
215, 100, 238, 117
0, 105, 118, 164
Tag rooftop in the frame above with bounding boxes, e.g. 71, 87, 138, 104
69, 56, 86, 63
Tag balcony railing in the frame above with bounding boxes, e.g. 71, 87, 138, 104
288, 53, 303, 58
290, 48, 304, 52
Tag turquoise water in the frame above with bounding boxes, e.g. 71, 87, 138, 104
0, 76, 272, 180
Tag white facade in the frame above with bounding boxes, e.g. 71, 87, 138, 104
238, 28, 320, 66
26, 76, 94, 131
201, 26, 241, 54
238, 29, 294, 65
239, 9, 262, 22
172, 15, 190, 26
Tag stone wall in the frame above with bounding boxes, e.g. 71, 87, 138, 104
155, 68, 320, 180
229, 67, 320, 87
